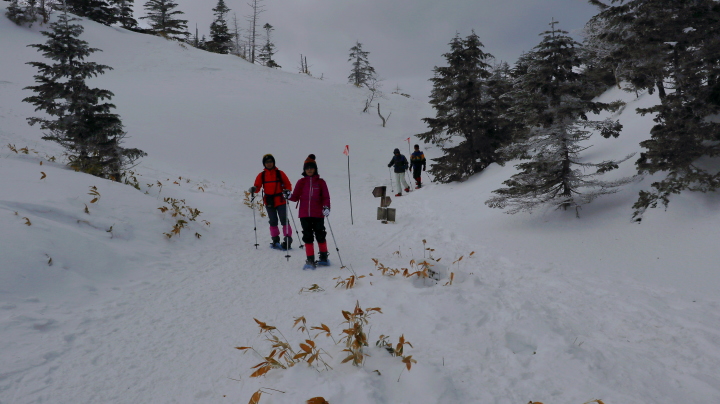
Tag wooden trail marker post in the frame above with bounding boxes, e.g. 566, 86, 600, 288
372, 186, 396, 223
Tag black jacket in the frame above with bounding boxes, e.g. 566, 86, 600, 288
388, 154, 409, 173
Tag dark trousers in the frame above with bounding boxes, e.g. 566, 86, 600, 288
412, 166, 423, 183
267, 204, 287, 227
300, 217, 326, 244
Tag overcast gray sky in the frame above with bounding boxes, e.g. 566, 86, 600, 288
157, 0, 600, 100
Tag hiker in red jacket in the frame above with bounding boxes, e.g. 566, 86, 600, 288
288, 154, 331, 269
249, 154, 293, 249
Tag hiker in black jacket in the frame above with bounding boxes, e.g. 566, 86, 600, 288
388, 148, 410, 196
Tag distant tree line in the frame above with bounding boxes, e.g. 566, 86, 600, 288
417, 1, 720, 220
5, 0, 282, 67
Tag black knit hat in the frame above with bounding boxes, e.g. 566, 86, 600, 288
393, 148, 400, 154
303, 154, 318, 174
262, 154, 275, 165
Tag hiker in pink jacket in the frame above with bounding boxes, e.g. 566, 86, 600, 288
288, 154, 331, 269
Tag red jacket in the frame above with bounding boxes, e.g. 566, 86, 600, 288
289, 174, 330, 218
254, 168, 292, 207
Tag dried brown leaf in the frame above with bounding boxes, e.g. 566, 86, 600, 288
250, 365, 271, 378
306, 398, 329, 404
248, 390, 262, 404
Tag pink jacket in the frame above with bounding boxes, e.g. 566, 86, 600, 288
289, 174, 330, 218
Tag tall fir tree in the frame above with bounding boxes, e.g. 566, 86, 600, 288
347, 41, 376, 87
485, 21, 631, 215
417, 32, 515, 182
140, 0, 189, 41
207, 0, 232, 54
258, 23, 280, 67
619, 0, 720, 219
23, 11, 145, 181
587, 0, 720, 219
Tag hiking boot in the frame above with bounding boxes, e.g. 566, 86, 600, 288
303, 256, 316, 270
317, 252, 329, 265
404, 187, 410, 192
281, 237, 292, 250
271, 236, 282, 249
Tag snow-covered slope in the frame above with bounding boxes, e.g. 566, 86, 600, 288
1, 9, 719, 404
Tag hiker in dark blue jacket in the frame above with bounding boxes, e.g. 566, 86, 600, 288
410, 144, 426, 189
388, 148, 410, 196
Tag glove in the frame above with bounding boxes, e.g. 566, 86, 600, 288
248, 186, 257, 194
322, 207, 330, 217
282, 190, 291, 199
423, 167, 426, 171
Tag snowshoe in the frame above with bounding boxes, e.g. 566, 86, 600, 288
280, 237, 293, 250
316, 252, 330, 266
270, 242, 285, 250
395, 193, 403, 197
404, 187, 410, 192
303, 258, 317, 270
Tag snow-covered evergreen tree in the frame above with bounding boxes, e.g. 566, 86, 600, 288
417, 32, 515, 182
587, 0, 720, 219
5, 0, 56, 26
5, 0, 36, 26
65, 0, 119, 26
622, 0, 720, 219
140, 0, 189, 41
348, 41, 376, 87
111, 0, 137, 29
23, 11, 146, 181
207, 0, 232, 54
485, 21, 632, 215
257, 23, 280, 68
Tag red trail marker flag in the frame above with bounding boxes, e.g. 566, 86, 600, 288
343, 145, 349, 156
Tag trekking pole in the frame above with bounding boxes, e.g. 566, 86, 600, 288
424, 170, 432, 184
326, 216, 351, 273
284, 195, 304, 249
251, 194, 259, 249
283, 204, 291, 262
388, 167, 395, 192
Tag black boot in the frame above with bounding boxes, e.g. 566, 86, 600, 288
317, 252, 329, 266
281, 237, 292, 250
271, 236, 281, 249
303, 255, 316, 270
